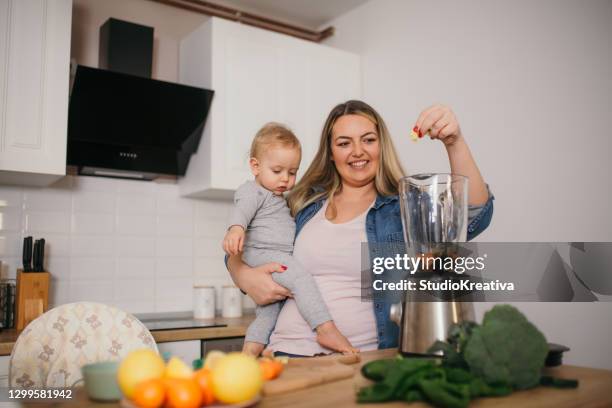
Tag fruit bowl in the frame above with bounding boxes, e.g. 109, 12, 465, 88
120, 395, 261, 408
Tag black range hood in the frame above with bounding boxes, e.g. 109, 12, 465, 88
67, 18, 214, 180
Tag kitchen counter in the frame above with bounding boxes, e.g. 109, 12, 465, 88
20, 348, 612, 407
0, 314, 255, 356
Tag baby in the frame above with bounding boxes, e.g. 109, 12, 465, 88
223, 123, 358, 357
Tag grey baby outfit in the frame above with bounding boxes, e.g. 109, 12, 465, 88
228, 181, 332, 345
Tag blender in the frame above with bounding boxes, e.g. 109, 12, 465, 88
390, 173, 475, 355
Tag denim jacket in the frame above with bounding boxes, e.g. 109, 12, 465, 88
294, 190, 494, 349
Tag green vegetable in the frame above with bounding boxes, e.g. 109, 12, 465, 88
464, 305, 548, 389
468, 377, 512, 397
419, 379, 470, 408
357, 305, 579, 407
357, 359, 435, 402
540, 375, 579, 388
361, 359, 395, 381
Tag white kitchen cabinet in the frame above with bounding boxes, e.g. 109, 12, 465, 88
0, 0, 72, 186
179, 17, 361, 199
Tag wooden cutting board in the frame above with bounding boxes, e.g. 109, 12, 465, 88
262, 354, 361, 396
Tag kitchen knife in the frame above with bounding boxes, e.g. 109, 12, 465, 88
32, 240, 40, 272
39, 239, 45, 272
22, 236, 33, 272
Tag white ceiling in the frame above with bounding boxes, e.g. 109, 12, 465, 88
206, 0, 370, 29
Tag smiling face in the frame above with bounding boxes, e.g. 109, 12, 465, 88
330, 114, 380, 189
250, 145, 301, 195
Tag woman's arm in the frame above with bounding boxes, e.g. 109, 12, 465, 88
415, 104, 489, 206
226, 254, 292, 305
445, 138, 489, 206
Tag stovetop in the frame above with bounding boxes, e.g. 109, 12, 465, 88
140, 317, 227, 331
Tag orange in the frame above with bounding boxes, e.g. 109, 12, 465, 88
165, 378, 202, 408
131, 378, 166, 408
259, 358, 283, 381
193, 368, 215, 406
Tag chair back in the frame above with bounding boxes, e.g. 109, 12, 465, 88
9, 302, 157, 388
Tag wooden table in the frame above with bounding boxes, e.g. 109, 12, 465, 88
19, 348, 612, 408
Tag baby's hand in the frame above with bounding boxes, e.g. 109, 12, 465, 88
223, 225, 245, 256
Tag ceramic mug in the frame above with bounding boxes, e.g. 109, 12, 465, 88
80, 361, 122, 401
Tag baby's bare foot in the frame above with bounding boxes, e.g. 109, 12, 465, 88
316, 321, 359, 354
242, 341, 265, 357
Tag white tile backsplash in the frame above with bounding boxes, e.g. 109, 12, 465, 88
157, 196, 195, 216
46, 257, 70, 280
116, 236, 156, 257
73, 191, 115, 213
194, 217, 227, 238
156, 236, 193, 257
25, 212, 71, 233
117, 179, 157, 195
0, 208, 22, 231
24, 190, 72, 211
116, 258, 155, 279
115, 278, 155, 300
72, 176, 117, 192
0, 256, 19, 279
71, 235, 114, 256
156, 277, 192, 300
70, 280, 114, 302
0, 189, 23, 207
72, 213, 115, 234
157, 215, 193, 237
0, 176, 235, 314
156, 257, 192, 278
31, 233, 70, 257
70, 257, 114, 281
116, 215, 156, 235
195, 237, 224, 257
117, 194, 156, 215
0, 233, 22, 256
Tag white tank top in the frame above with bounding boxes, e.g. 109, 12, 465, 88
267, 199, 378, 355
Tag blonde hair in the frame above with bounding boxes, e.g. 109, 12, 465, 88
250, 122, 301, 160
288, 100, 405, 218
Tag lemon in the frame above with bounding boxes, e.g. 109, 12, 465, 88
117, 349, 165, 399
211, 352, 262, 404
165, 356, 193, 379
203, 350, 226, 370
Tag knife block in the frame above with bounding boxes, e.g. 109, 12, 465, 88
15, 269, 50, 330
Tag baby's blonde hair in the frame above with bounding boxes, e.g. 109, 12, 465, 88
250, 122, 301, 160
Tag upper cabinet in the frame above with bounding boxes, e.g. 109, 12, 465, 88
0, 0, 72, 186
179, 17, 361, 199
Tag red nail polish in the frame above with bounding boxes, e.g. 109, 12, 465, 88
412, 126, 419, 132
281, 265, 287, 270
418, 129, 423, 138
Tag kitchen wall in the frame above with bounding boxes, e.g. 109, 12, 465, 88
324, 0, 612, 368
0, 0, 247, 314
0, 176, 240, 313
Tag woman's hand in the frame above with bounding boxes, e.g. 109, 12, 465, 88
415, 104, 463, 147
227, 255, 292, 305
414, 104, 489, 206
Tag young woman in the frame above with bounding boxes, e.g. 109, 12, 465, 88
227, 101, 493, 356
